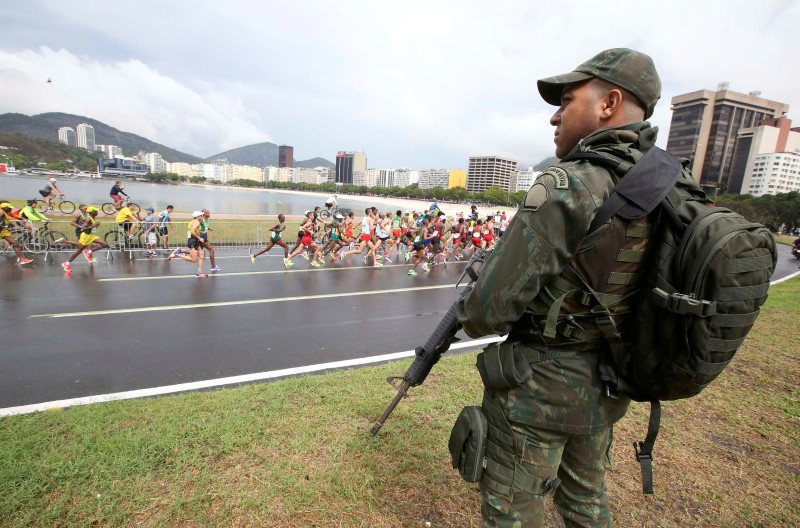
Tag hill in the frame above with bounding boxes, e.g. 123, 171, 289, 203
0, 132, 102, 171
533, 156, 559, 170
0, 112, 203, 164
205, 142, 334, 169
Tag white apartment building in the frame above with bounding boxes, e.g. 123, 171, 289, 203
313, 166, 331, 183
418, 169, 450, 189
145, 152, 167, 174
96, 144, 123, 158
76, 123, 96, 152
743, 153, 800, 196
393, 168, 412, 188
291, 167, 324, 185
467, 156, 518, 193
58, 127, 76, 147
264, 166, 280, 182
511, 168, 541, 192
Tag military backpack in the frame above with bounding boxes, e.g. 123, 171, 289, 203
561, 146, 777, 494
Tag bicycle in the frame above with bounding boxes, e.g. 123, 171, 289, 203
104, 222, 158, 250
101, 198, 141, 216
37, 220, 71, 252
0, 225, 49, 254
33, 196, 76, 214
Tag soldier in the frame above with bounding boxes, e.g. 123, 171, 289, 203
454, 48, 662, 527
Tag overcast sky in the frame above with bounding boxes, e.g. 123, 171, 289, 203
1, 0, 797, 168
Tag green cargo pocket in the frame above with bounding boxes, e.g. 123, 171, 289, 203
479, 393, 560, 514
448, 406, 488, 483
476, 341, 534, 391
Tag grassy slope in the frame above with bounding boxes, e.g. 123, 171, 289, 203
0, 280, 797, 527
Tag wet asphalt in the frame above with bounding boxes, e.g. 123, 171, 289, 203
1, 244, 797, 409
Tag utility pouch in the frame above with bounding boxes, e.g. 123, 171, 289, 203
448, 406, 488, 483
476, 342, 534, 391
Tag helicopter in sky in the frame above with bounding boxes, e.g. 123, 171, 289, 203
47, 77, 53, 83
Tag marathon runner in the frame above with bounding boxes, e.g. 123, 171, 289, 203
200, 209, 220, 272
251, 214, 292, 266
61, 207, 108, 272
168, 211, 207, 277
286, 211, 322, 268
0, 203, 33, 265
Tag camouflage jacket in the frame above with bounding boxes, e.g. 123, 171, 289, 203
456, 121, 659, 433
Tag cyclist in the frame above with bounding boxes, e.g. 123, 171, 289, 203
0, 202, 31, 234
38, 177, 64, 211
0, 205, 33, 264
19, 199, 50, 232
109, 181, 129, 205
324, 194, 338, 214
61, 207, 108, 272
115, 201, 140, 239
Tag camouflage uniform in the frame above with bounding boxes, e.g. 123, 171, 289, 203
455, 49, 662, 528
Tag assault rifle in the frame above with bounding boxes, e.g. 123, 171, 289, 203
369, 248, 491, 437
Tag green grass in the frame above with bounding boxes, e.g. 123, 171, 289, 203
1, 280, 798, 527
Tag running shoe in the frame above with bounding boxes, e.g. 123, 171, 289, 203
375, 255, 383, 260
251, 255, 256, 264
54, 237, 65, 244
61, 262, 71, 272
339, 251, 345, 261
88, 257, 99, 263
443, 258, 448, 268
407, 269, 417, 276
83, 249, 92, 261
422, 263, 430, 272
362, 255, 367, 265
373, 262, 383, 268
311, 260, 321, 267
196, 272, 208, 278
302, 251, 309, 260
384, 257, 392, 263
19, 258, 33, 265
318, 254, 325, 263
168, 248, 181, 260
211, 266, 221, 272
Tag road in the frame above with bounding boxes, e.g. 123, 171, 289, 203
2, 244, 798, 414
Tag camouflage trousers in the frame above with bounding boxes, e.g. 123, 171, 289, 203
480, 393, 613, 528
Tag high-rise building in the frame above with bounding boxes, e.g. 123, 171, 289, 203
732, 118, 800, 196
393, 168, 412, 188
467, 156, 518, 193
96, 144, 123, 158
418, 169, 450, 189
335, 151, 367, 184
666, 85, 789, 192
145, 152, 166, 174
511, 168, 541, 192
448, 169, 467, 189
76, 123, 96, 152
58, 127, 76, 147
279, 145, 294, 168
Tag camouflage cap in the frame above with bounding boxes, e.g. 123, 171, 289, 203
537, 48, 661, 119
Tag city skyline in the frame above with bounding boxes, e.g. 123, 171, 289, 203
1, 1, 797, 170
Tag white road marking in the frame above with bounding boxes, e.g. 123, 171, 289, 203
30, 284, 457, 318
0, 336, 504, 417
770, 270, 800, 285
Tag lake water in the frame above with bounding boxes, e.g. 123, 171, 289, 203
0, 174, 407, 216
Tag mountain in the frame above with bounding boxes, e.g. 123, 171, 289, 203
205, 142, 334, 169
0, 112, 203, 164
533, 156, 559, 171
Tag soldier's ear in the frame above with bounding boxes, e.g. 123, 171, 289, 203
600, 88, 623, 118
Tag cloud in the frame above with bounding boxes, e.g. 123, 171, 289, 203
0, 47, 270, 157
1, 0, 799, 169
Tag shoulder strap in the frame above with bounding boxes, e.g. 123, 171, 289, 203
561, 147, 683, 234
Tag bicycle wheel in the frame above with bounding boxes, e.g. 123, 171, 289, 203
319, 210, 330, 219
58, 201, 76, 214
127, 202, 141, 214
45, 230, 69, 251
35, 200, 49, 213
104, 230, 123, 249
22, 232, 49, 254
102, 202, 116, 215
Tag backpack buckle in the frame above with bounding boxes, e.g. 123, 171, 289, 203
653, 288, 716, 317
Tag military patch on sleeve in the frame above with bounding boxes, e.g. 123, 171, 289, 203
541, 166, 569, 190
524, 183, 548, 211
